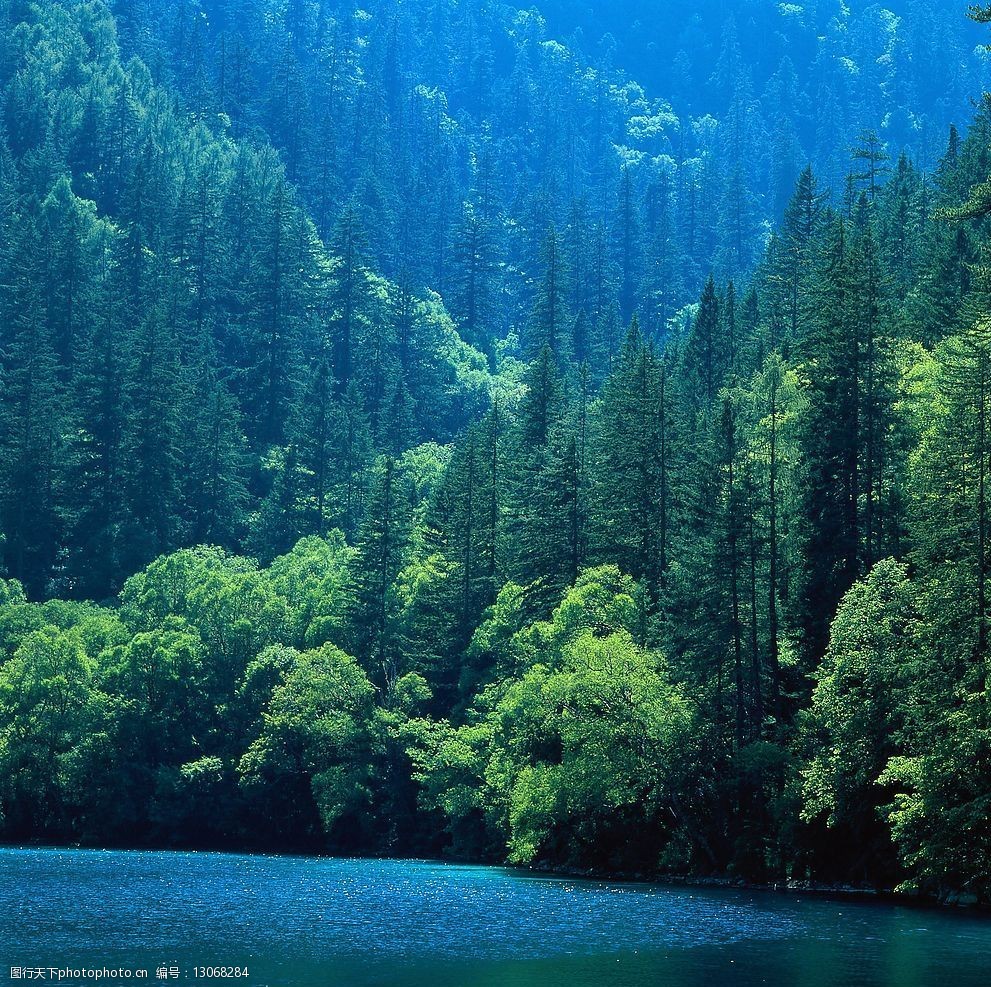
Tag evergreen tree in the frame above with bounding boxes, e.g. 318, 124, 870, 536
347, 457, 412, 685
531, 226, 569, 359
591, 320, 665, 600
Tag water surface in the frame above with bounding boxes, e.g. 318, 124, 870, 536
1, 849, 988, 986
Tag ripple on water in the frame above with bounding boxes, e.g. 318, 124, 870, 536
1, 849, 989, 987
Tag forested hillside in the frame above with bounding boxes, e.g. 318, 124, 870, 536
543, 0, 986, 164
2, 0, 991, 904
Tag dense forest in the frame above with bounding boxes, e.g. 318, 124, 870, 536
2, 0, 991, 905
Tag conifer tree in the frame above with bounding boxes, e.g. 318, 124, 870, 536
348, 457, 412, 685
591, 319, 665, 600
531, 226, 569, 359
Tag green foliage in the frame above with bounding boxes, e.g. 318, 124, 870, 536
413, 584, 693, 867
410, 571, 699, 870
881, 705, 991, 901
799, 561, 916, 881
239, 642, 378, 837
0, 0, 494, 598
0, 625, 103, 836
491, 631, 694, 867
3, 0, 991, 902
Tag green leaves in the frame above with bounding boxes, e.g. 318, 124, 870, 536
801, 560, 916, 832
880, 710, 991, 901
239, 642, 377, 834
408, 572, 697, 870
0, 624, 104, 835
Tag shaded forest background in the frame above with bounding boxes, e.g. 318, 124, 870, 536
2, 0, 991, 903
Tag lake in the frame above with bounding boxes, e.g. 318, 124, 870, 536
1, 849, 988, 986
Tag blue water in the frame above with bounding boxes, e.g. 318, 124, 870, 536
1, 849, 989, 986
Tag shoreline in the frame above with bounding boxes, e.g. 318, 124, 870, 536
2, 841, 987, 912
